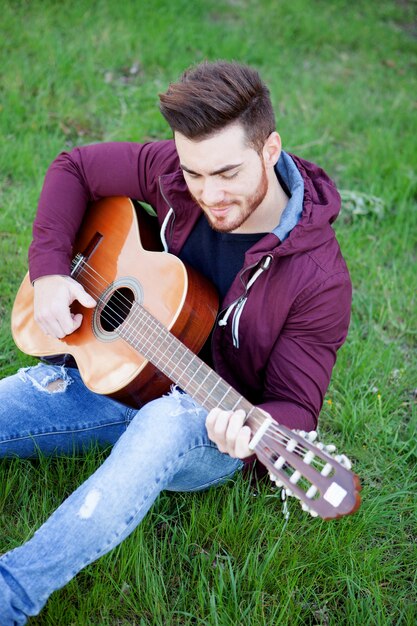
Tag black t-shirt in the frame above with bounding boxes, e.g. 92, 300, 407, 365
179, 213, 266, 300
179, 214, 267, 365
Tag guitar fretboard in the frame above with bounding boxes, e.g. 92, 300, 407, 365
117, 301, 263, 428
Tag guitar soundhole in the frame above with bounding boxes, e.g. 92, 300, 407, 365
100, 287, 135, 332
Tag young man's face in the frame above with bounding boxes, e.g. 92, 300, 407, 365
174, 123, 271, 233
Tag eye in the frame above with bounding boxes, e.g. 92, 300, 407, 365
221, 171, 239, 180
184, 171, 199, 179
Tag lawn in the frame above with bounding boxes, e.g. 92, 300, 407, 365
0, 0, 416, 624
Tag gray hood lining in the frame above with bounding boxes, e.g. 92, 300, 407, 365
273, 151, 304, 241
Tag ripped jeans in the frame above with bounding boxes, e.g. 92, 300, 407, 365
0, 363, 243, 624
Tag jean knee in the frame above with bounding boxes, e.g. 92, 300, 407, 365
126, 388, 208, 447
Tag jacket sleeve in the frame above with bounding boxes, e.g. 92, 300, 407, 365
257, 272, 352, 432
28, 141, 177, 282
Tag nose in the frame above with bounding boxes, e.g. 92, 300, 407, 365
200, 178, 225, 206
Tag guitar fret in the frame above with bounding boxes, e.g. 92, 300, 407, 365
126, 306, 166, 360
152, 334, 179, 368
189, 370, 222, 409
158, 339, 183, 370
203, 377, 222, 400
213, 386, 238, 410
209, 379, 230, 403
176, 357, 207, 390
160, 339, 200, 379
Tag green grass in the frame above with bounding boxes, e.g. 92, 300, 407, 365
1, 0, 416, 624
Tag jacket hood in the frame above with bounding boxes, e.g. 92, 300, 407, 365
274, 151, 341, 256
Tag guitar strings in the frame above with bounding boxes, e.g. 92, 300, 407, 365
72, 259, 326, 463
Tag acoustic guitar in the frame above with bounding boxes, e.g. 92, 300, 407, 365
12, 197, 361, 520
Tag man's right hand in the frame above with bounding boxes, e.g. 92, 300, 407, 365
33, 275, 96, 339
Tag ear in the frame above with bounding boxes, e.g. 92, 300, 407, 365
262, 132, 281, 168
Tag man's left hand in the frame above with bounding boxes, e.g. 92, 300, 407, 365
205, 408, 253, 458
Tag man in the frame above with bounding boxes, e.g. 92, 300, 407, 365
0, 60, 351, 622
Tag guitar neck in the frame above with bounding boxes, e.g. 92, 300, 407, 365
118, 300, 263, 429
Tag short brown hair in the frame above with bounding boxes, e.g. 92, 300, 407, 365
159, 60, 275, 152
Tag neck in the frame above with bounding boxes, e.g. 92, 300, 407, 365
233, 169, 289, 234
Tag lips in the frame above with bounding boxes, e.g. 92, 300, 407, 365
210, 206, 231, 216
204, 203, 236, 216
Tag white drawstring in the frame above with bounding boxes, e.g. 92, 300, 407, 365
160, 207, 174, 252
218, 302, 237, 327
218, 255, 273, 347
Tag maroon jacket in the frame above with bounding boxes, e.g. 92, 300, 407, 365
29, 140, 351, 433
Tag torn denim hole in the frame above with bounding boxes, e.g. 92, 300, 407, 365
77, 489, 101, 519
18, 363, 73, 394
166, 385, 205, 417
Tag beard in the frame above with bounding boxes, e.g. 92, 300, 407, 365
193, 164, 269, 233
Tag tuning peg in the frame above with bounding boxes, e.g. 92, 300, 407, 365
296, 430, 318, 443
306, 431, 318, 442
301, 502, 319, 517
334, 454, 352, 470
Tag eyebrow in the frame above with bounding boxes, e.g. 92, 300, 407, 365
180, 162, 243, 176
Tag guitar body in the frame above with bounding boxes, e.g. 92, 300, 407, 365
12, 197, 219, 407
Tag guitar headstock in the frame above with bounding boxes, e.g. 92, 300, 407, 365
249, 418, 361, 520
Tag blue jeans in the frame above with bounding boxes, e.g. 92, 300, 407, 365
0, 363, 243, 624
